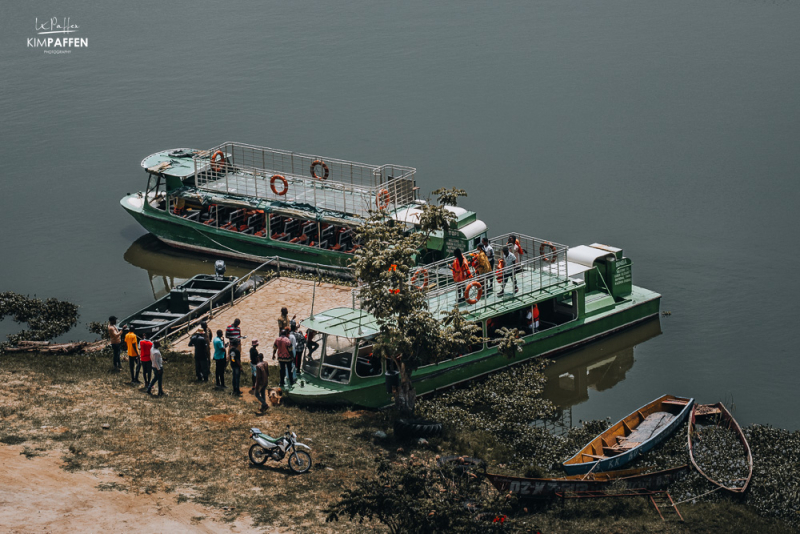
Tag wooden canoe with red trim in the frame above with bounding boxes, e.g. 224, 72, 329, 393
688, 402, 753, 493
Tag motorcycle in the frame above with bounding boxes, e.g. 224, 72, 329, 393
248, 426, 313, 473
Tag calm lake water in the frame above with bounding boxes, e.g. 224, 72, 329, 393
2, 2, 799, 428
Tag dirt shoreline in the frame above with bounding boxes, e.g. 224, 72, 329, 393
0, 444, 284, 534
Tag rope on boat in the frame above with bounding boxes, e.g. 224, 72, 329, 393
670, 485, 725, 506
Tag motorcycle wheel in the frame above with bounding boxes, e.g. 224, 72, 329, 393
288, 450, 312, 473
248, 444, 268, 465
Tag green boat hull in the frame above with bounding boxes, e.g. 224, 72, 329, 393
121, 194, 353, 268
287, 286, 661, 408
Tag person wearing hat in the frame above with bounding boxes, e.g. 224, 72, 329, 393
249, 339, 261, 393
188, 327, 210, 382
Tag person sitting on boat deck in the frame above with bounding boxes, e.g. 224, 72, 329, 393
450, 248, 472, 303
213, 330, 228, 389
188, 327, 210, 382
254, 353, 269, 412
146, 340, 165, 397
508, 234, 524, 264
525, 304, 540, 334
226, 318, 242, 341
249, 339, 260, 393
482, 238, 495, 271
124, 326, 141, 385
108, 316, 122, 373
272, 329, 294, 389
229, 337, 243, 397
498, 245, 518, 297
290, 322, 306, 377
305, 329, 320, 359
471, 243, 493, 293
139, 334, 154, 389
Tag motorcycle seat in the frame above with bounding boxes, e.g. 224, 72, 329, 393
257, 433, 281, 444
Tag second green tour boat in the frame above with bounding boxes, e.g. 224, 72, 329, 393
288, 234, 661, 408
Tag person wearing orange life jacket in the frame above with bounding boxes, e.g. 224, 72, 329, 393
450, 248, 472, 303
525, 304, 540, 334
495, 255, 506, 291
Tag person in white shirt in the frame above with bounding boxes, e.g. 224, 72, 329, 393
146, 341, 165, 396
498, 245, 518, 296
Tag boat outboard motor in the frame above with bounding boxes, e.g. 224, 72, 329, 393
215, 260, 226, 280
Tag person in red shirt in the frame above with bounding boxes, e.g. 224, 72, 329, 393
450, 248, 472, 304
272, 329, 294, 389
139, 335, 154, 388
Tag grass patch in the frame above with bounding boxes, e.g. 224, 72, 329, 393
1, 351, 797, 533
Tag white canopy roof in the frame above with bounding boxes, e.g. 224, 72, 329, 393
565, 245, 619, 276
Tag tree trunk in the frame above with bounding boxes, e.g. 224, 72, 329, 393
394, 362, 417, 415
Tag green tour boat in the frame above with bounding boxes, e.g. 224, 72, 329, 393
121, 142, 487, 268
287, 234, 660, 408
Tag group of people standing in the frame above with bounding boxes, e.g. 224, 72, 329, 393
107, 316, 165, 396
451, 235, 526, 302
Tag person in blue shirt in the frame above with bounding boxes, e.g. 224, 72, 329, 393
213, 329, 228, 389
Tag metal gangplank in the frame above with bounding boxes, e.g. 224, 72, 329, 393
406, 233, 571, 316
192, 142, 417, 218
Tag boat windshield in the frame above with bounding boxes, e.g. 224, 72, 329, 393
354, 339, 382, 378
320, 335, 357, 384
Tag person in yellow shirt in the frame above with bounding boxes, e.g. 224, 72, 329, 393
471, 243, 493, 293
125, 327, 141, 385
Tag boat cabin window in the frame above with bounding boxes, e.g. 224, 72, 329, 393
320, 335, 356, 384
302, 329, 322, 377
146, 175, 167, 210
355, 339, 383, 378
486, 295, 577, 344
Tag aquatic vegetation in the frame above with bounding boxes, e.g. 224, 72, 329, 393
0, 292, 79, 349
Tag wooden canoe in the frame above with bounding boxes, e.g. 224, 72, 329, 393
562, 394, 694, 475
688, 402, 753, 493
487, 465, 689, 499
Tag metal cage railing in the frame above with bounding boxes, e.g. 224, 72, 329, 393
192, 142, 417, 218
351, 234, 571, 316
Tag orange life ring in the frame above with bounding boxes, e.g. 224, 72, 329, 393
270, 174, 288, 196
410, 269, 429, 290
210, 150, 226, 172
540, 241, 557, 263
376, 189, 391, 210
465, 281, 483, 305
310, 160, 329, 180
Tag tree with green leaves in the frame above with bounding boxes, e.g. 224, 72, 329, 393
350, 188, 481, 414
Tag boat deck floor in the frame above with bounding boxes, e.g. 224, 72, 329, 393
426, 264, 573, 318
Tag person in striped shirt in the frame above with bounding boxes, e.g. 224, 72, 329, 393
225, 318, 242, 341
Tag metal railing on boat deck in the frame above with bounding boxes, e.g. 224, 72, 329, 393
352, 233, 571, 316
192, 142, 417, 218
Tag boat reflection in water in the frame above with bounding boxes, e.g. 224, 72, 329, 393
541, 317, 662, 411
124, 234, 255, 300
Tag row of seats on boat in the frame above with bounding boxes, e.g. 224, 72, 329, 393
175, 205, 360, 252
